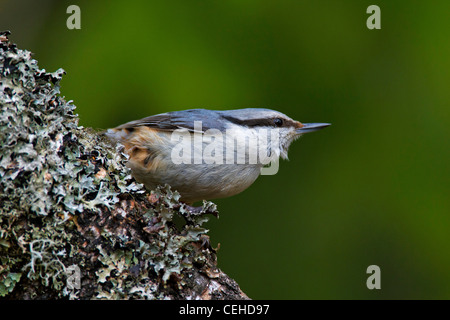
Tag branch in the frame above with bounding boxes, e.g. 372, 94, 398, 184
0, 31, 248, 300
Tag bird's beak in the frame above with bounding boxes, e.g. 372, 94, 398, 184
296, 123, 331, 134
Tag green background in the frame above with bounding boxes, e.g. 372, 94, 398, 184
1, 0, 449, 299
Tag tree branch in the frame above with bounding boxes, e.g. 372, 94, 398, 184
0, 31, 248, 300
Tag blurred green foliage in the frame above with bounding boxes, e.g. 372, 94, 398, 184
1, 0, 449, 299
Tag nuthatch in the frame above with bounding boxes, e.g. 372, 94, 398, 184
106, 108, 330, 203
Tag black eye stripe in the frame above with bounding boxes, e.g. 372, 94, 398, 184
222, 115, 296, 128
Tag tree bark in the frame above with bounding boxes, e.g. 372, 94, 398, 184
0, 31, 248, 300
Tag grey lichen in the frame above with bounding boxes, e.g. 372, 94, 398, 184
0, 31, 247, 300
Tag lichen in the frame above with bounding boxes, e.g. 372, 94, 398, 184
0, 31, 219, 299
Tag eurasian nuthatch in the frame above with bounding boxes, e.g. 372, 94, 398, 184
106, 108, 330, 203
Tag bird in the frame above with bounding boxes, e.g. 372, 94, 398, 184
106, 108, 330, 203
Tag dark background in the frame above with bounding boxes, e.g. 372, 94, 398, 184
1, 0, 449, 299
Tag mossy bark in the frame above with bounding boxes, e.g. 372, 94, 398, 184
0, 31, 248, 300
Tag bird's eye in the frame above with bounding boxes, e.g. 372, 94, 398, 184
273, 118, 283, 127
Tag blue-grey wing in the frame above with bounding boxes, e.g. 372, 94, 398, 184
113, 109, 226, 133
